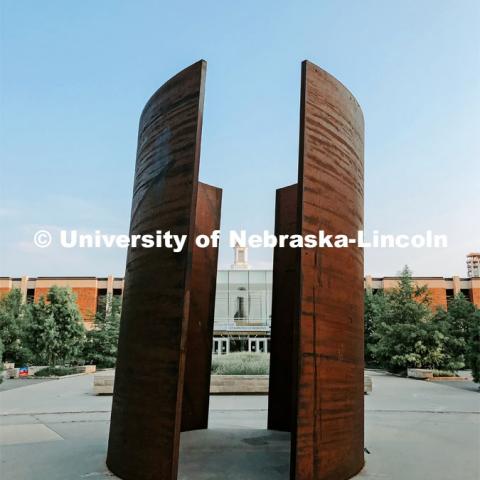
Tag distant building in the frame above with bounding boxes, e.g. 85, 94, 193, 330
213, 268, 271, 354
364, 275, 480, 310
0, 276, 123, 327
466, 252, 480, 278
1, 253, 480, 353
231, 243, 250, 270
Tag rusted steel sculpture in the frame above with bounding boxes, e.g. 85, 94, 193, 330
108, 58, 363, 480
107, 60, 222, 480
268, 60, 365, 480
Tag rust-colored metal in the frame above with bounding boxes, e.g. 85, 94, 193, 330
267, 183, 298, 432
107, 60, 221, 480
269, 60, 364, 480
291, 60, 365, 480
107, 57, 362, 480
181, 182, 222, 432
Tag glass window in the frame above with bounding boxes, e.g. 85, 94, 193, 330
249, 270, 266, 284
217, 270, 228, 284
214, 291, 229, 325
229, 270, 248, 284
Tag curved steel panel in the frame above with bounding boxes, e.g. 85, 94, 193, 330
293, 60, 365, 480
181, 182, 222, 432
107, 60, 207, 480
268, 183, 298, 432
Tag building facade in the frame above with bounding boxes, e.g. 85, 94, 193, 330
1, 248, 479, 352
0, 276, 124, 328
1, 271, 479, 353
213, 269, 272, 354
467, 253, 480, 278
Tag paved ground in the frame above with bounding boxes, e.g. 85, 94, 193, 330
0, 371, 478, 479
0, 378, 54, 392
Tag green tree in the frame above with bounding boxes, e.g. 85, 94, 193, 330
447, 293, 476, 339
429, 307, 466, 371
83, 295, 121, 368
27, 297, 60, 365
371, 266, 449, 371
429, 293, 479, 372
366, 267, 479, 375
364, 289, 387, 364
0, 338, 4, 383
0, 289, 32, 364
467, 310, 480, 383
26, 286, 85, 366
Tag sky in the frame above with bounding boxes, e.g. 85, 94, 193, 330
1, 0, 479, 277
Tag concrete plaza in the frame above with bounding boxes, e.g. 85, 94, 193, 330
0, 370, 479, 480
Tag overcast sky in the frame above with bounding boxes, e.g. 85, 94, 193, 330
1, 0, 479, 277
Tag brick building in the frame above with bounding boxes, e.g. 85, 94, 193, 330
0, 276, 124, 328
0, 273, 479, 335
364, 275, 480, 310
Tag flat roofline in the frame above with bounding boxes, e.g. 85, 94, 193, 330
2, 274, 478, 281
217, 269, 271, 271
35, 276, 99, 280
213, 331, 270, 335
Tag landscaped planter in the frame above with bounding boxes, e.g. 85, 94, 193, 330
407, 368, 434, 380
26, 366, 49, 376
426, 375, 466, 382
92, 372, 271, 395
93, 370, 115, 394
210, 375, 269, 394
93, 372, 374, 395
364, 375, 373, 394
76, 365, 96, 374
6, 367, 20, 379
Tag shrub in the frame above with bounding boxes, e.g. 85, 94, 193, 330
211, 352, 269, 375
33, 366, 77, 377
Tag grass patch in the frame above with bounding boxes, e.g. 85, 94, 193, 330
211, 353, 270, 375
33, 366, 77, 377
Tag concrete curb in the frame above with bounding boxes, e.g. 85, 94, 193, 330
29, 372, 94, 380
93, 372, 374, 395
426, 376, 469, 382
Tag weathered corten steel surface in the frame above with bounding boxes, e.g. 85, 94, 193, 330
107, 60, 208, 480
268, 184, 298, 432
292, 60, 365, 480
181, 182, 222, 432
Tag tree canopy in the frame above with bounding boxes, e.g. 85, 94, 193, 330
366, 266, 479, 376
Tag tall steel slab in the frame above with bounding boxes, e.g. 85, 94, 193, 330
181, 182, 222, 432
292, 60, 365, 480
269, 60, 365, 480
268, 183, 298, 432
107, 60, 215, 480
